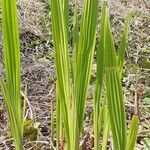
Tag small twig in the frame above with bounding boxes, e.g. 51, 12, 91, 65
21, 91, 33, 120
23, 140, 50, 148
140, 116, 150, 122
134, 89, 139, 115
125, 102, 150, 108
134, 84, 144, 116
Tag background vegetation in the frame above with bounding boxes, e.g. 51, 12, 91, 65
0, 0, 149, 149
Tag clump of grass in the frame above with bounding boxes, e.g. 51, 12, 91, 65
0, 0, 23, 149
51, 0, 139, 149
94, 1, 139, 149
0, 0, 139, 149
51, 0, 99, 149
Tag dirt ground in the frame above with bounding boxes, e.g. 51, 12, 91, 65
0, 0, 150, 149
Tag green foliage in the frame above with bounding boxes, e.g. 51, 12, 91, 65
51, 0, 139, 149
0, 0, 23, 149
51, 0, 70, 148
140, 57, 150, 69
143, 97, 150, 105
24, 119, 39, 141
73, 0, 99, 144
0, 0, 140, 149
93, 1, 106, 149
102, 2, 139, 150
126, 115, 139, 150
93, 1, 134, 149
104, 8, 127, 150
141, 138, 150, 150
51, 0, 99, 149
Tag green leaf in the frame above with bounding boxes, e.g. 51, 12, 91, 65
24, 128, 38, 141
24, 119, 33, 128
73, 0, 99, 148
126, 115, 139, 150
51, 0, 71, 148
141, 138, 150, 150
143, 97, 150, 105
93, 1, 106, 149
24, 119, 40, 141
104, 7, 127, 150
51, 0, 99, 149
117, 15, 130, 73
74, 0, 99, 132
1, 0, 23, 149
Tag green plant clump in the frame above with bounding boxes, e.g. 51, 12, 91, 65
0, 0, 139, 150
51, 0, 139, 150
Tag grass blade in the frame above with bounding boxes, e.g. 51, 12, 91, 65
74, 0, 99, 132
93, 1, 106, 149
0, 0, 23, 149
50, 0, 71, 148
126, 115, 139, 150
101, 106, 110, 150
72, 0, 99, 148
117, 16, 130, 73
104, 7, 127, 150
